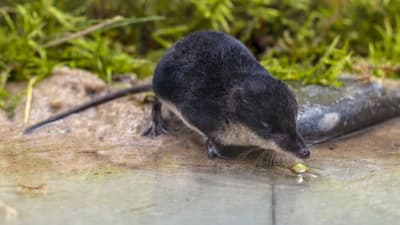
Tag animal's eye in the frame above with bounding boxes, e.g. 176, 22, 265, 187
261, 122, 273, 133
261, 122, 268, 127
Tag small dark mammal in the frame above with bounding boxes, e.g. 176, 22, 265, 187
24, 31, 310, 159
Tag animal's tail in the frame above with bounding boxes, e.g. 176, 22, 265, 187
23, 83, 152, 135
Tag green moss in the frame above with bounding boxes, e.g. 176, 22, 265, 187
0, 0, 160, 111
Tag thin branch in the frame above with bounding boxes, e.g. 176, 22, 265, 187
43, 16, 124, 48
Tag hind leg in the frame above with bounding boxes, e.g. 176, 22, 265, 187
142, 98, 170, 138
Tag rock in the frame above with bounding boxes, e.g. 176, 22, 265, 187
11, 67, 153, 147
14, 67, 106, 127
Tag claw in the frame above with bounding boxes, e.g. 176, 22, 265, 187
206, 138, 230, 160
141, 121, 170, 138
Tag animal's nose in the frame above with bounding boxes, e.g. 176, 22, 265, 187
297, 148, 310, 159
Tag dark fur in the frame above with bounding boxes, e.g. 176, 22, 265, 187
152, 31, 309, 158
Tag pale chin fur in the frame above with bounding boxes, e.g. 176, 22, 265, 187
160, 101, 301, 161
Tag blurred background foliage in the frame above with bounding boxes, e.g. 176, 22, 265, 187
0, 0, 400, 112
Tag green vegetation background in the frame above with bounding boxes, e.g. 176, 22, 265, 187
0, 0, 399, 112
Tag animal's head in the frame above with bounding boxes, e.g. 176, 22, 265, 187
235, 75, 310, 159
267, 82, 310, 159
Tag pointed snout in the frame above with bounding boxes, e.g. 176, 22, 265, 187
296, 147, 310, 159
